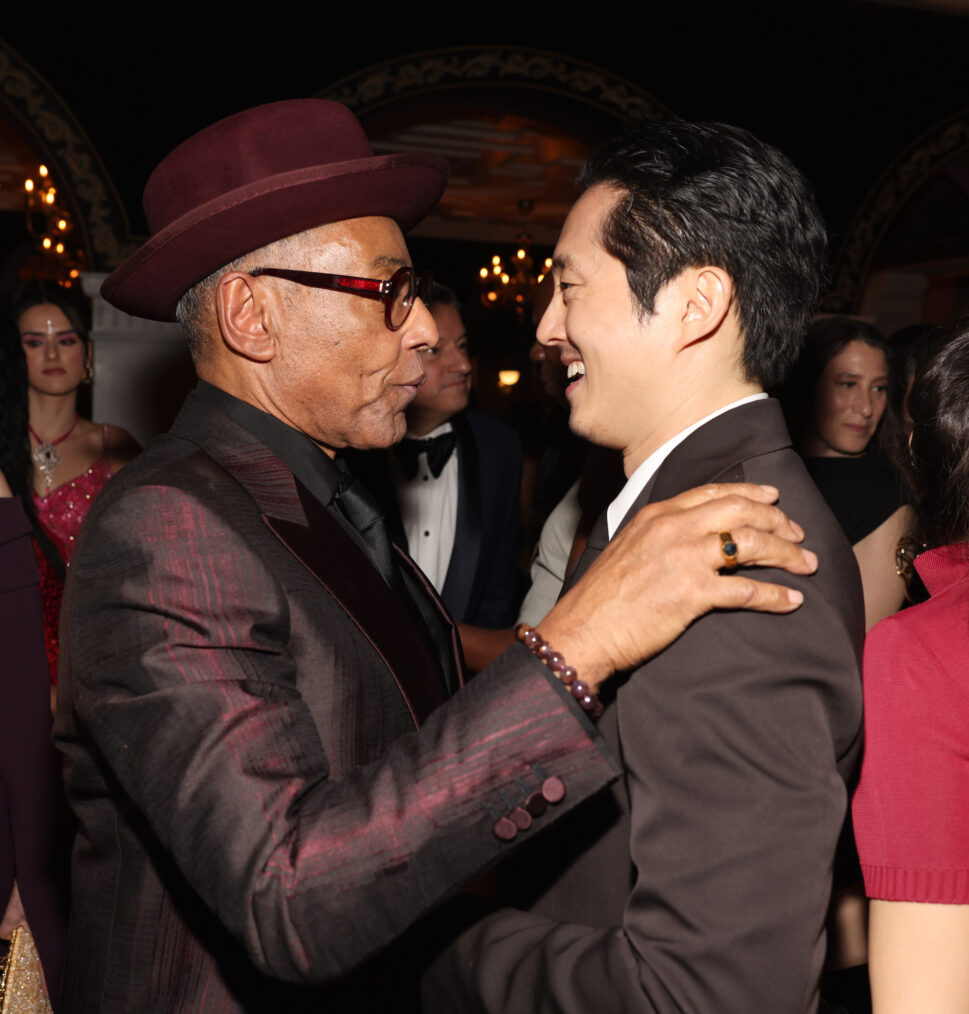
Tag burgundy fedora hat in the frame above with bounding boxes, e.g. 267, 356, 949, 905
101, 99, 449, 322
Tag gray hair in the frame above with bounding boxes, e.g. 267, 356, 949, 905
175, 232, 310, 362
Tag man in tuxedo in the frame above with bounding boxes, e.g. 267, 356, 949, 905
426, 121, 865, 1012
54, 101, 822, 1013
350, 284, 523, 627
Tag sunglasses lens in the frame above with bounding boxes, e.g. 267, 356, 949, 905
389, 269, 416, 329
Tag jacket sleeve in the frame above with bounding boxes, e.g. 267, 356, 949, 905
424, 563, 863, 1013
62, 481, 619, 984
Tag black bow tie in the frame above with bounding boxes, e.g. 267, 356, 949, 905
396, 431, 457, 481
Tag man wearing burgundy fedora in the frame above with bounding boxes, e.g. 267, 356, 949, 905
54, 100, 819, 1012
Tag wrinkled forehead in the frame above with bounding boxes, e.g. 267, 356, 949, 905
292, 216, 412, 273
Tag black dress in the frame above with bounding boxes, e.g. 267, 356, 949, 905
803, 451, 907, 546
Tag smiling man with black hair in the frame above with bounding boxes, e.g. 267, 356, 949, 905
426, 120, 864, 1014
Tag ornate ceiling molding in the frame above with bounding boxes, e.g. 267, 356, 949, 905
0, 38, 135, 272
826, 109, 969, 312
321, 47, 670, 123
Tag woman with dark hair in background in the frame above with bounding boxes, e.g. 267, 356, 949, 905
7, 282, 139, 681
784, 316, 912, 630
853, 318, 969, 1012
783, 318, 912, 1012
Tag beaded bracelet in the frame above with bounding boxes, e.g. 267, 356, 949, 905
515, 624, 603, 718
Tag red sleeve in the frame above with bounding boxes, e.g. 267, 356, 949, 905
853, 607, 969, 902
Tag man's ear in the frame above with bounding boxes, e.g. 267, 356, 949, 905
215, 272, 276, 363
676, 266, 734, 348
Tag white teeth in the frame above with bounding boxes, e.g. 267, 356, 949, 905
567, 362, 585, 380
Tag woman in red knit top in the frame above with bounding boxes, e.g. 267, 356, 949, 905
852, 319, 969, 1012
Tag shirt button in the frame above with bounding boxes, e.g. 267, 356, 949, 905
424, 530, 430, 537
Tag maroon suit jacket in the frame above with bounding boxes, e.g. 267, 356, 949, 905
54, 390, 618, 1013
425, 398, 865, 1013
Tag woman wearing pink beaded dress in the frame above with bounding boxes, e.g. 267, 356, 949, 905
13, 283, 140, 682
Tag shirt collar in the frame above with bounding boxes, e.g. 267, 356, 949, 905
404, 420, 453, 441
607, 393, 769, 538
194, 380, 343, 508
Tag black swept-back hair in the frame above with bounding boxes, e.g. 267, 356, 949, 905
578, 119, 828, 390
907, 317, 969, 550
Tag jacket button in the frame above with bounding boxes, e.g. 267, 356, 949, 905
542, 776, 566, 804
493, 816, 517, 841
525, 792, 548, 818
509, 806, 532, 831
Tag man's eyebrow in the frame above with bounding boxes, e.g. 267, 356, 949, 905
551, 254, 575, 274
369, 254, 407, 272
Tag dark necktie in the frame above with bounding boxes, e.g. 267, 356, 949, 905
396, 431, 457, 481
332, 463, 401, 591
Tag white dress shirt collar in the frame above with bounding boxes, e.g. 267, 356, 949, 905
606, 393, 769, 539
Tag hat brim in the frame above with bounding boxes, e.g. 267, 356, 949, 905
101, 151, 448, 322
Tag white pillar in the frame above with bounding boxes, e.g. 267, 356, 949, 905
82, 272, 195, 447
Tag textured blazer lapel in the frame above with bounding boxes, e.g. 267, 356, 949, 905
441, 412, 482, 621
264, 485, 452, 726
170, 394, 452, 727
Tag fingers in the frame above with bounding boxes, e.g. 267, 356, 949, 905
711, 574, 805, 613
717, 527, 817, 575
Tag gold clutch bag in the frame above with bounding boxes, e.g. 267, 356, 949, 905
0, 927, 51, 1014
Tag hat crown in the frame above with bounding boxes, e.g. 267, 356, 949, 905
143, 100, 375, 235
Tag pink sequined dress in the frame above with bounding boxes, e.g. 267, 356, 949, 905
32, 424, 113, 682
33, 424, 113, 563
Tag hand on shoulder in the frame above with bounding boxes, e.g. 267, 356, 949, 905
540, 482, 818, 692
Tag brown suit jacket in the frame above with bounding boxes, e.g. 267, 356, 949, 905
425, 398, 865, 1013
54, 389, 619, 1013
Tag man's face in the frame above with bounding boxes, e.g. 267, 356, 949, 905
407, 302, 471, 434
537, 184, 680, 471
261, 217, 436, 454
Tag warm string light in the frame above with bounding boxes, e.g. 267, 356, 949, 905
23, 162, 83, 284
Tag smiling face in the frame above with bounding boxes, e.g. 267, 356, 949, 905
537, 184, 684, 472
18, 303, 88, 397
805, 339, 889, 457
256, 217, 436, 455
406, 301, 471, 435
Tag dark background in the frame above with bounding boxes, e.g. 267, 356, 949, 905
2, 0, 967, 248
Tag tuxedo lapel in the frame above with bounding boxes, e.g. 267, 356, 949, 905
264, 486, 451, 726
441, 412, 482, 621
